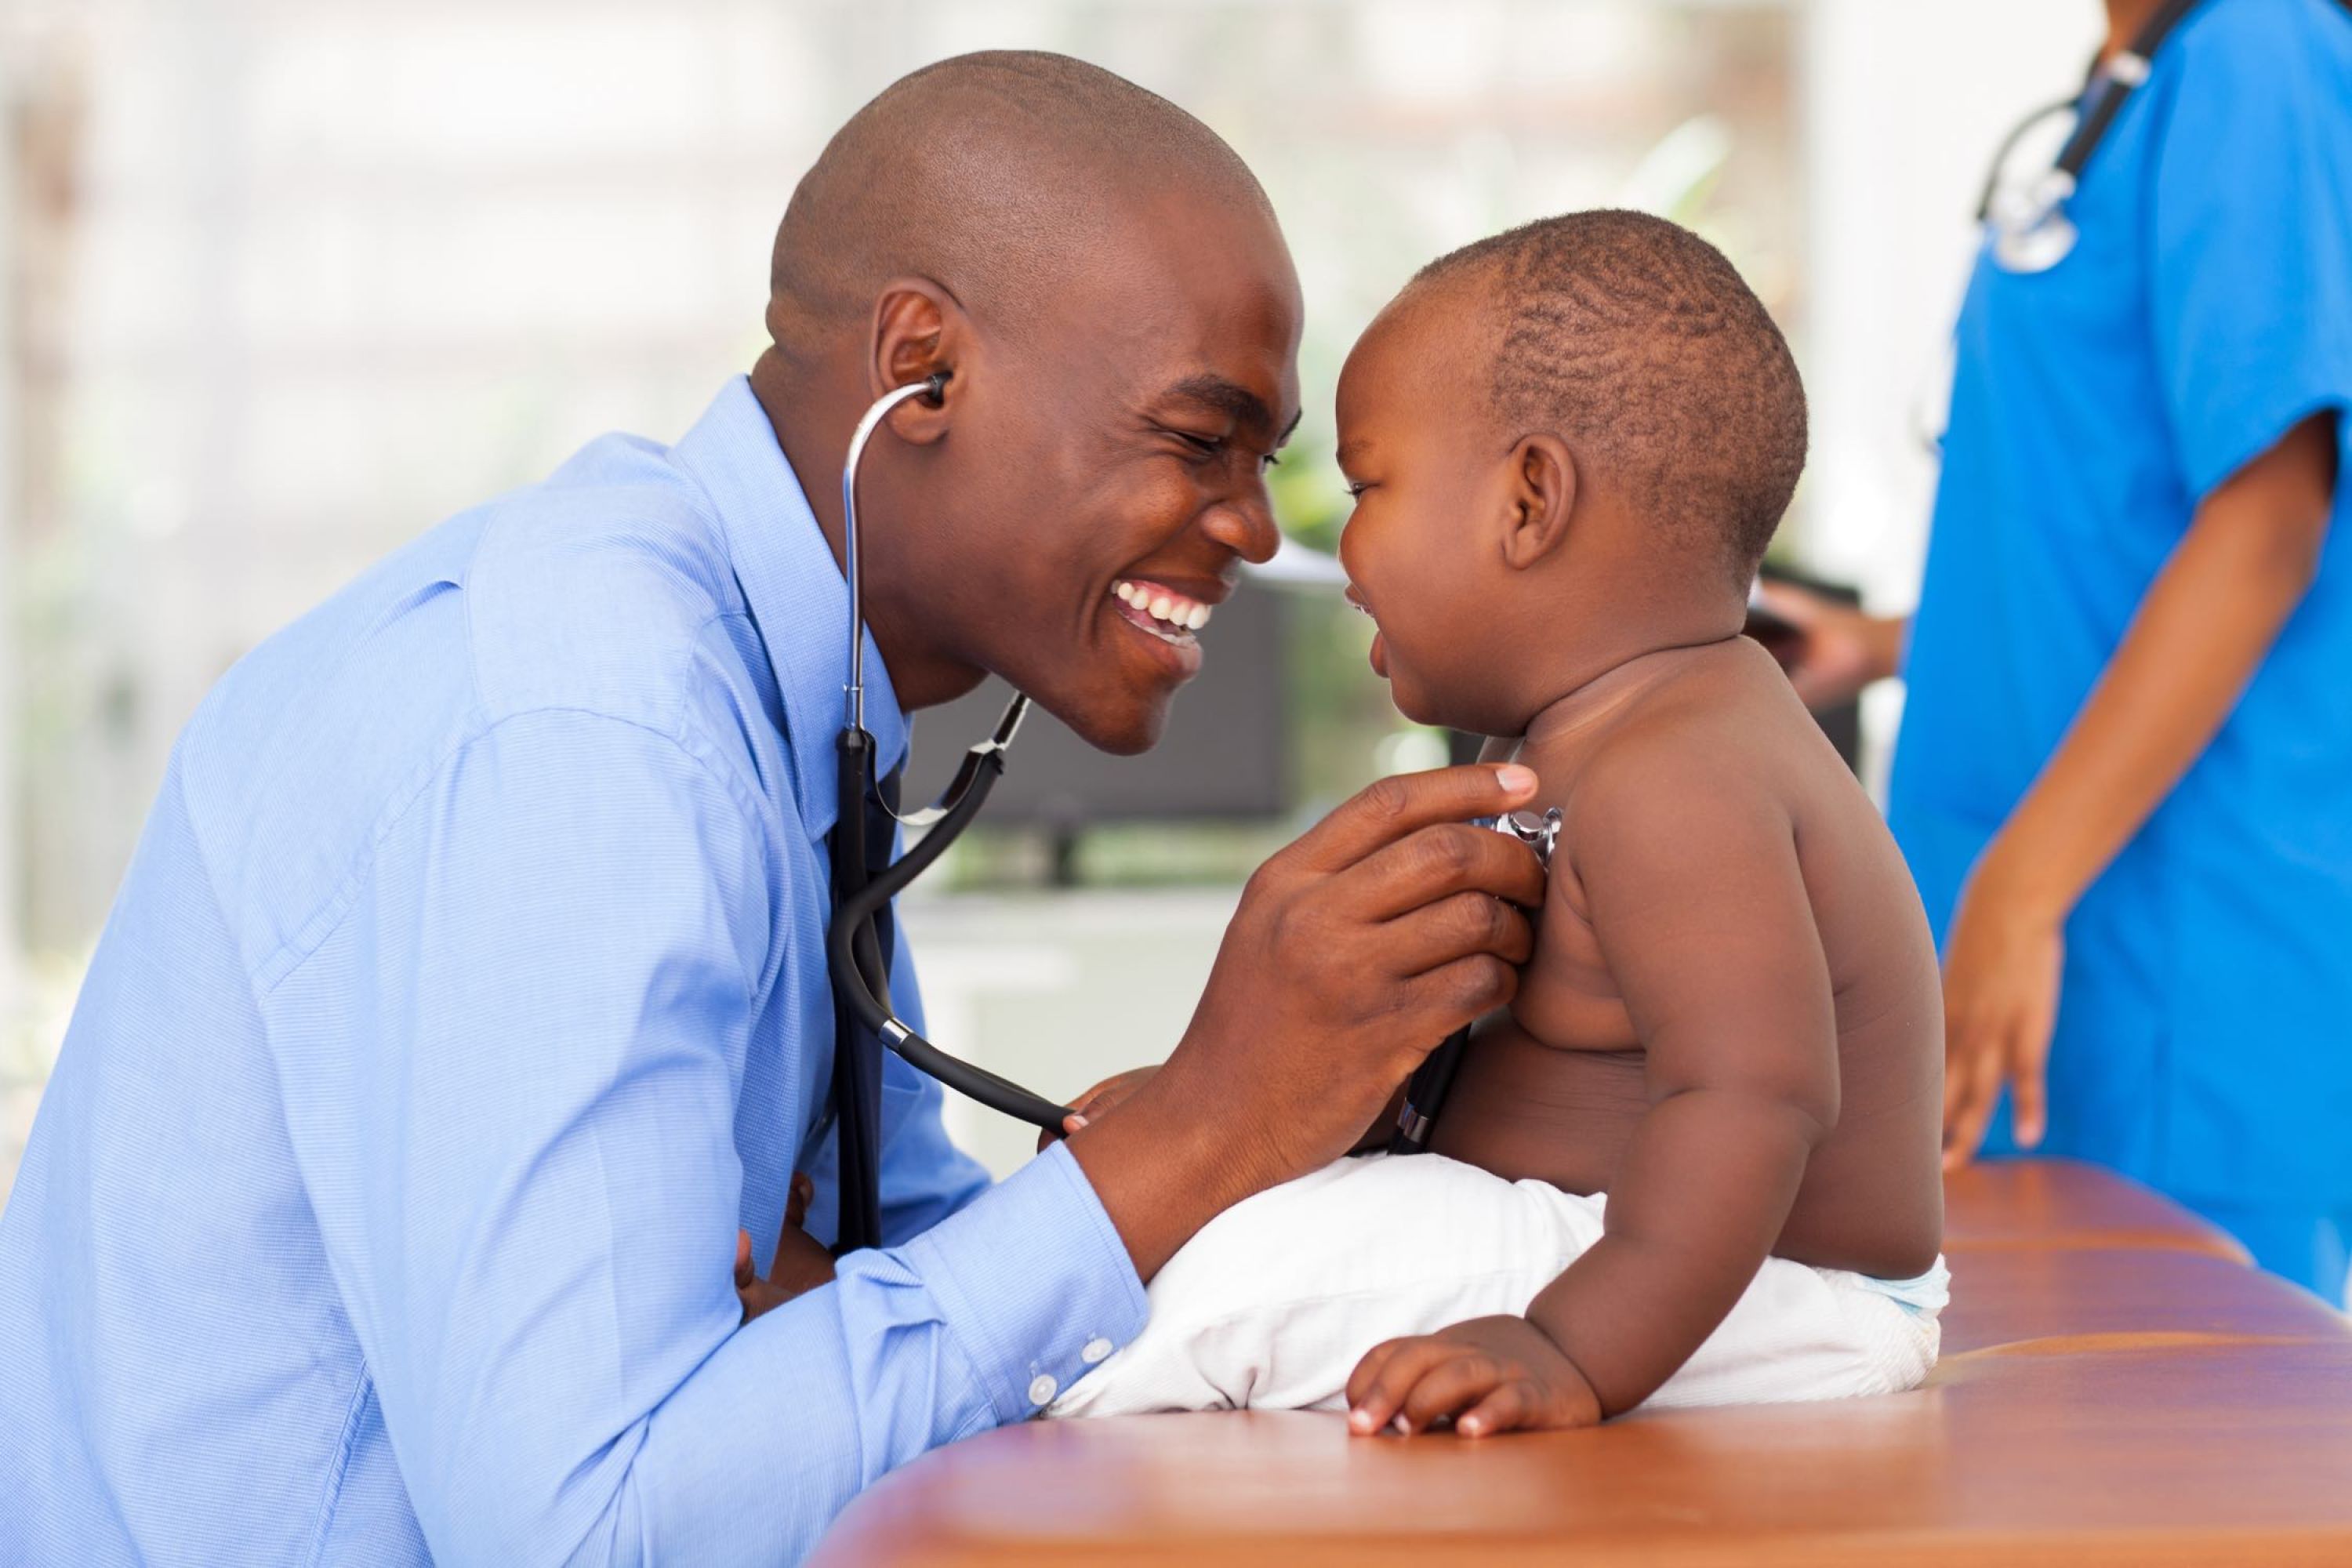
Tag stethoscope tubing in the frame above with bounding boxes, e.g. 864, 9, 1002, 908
823, 371, 1072, 1253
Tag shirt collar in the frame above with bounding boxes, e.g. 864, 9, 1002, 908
672, 375, 911, 843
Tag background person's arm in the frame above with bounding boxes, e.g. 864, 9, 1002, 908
1749, 583, 1907, 710
1946, 10, 2352, 1166
1940, 412, 2339, 1163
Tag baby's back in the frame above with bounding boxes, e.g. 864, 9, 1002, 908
1433, 638, 1945, 1279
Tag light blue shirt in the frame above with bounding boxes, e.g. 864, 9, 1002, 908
1891, 0, 2352, 1208
0, 376, 1148, 1565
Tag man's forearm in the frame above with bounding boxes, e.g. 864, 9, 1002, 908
1066, 1068, 1281, 1282
1976, 415, 2336, 916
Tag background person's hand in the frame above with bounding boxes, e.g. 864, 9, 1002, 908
1345, 1316, 1602, 1438
735, 1172, 835, 1323
1069, 763, 1547, 1279
1750, 580, 1905, 711
1940, 851, 2067, 1171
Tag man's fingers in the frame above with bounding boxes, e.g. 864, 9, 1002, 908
1381, 891, 1535, 976
1396, 954, 1520, 1040
1291, 765, 1539, 876
1343, 822, 1548, 920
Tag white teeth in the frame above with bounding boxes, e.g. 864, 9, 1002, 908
1113, 580, 1214, 639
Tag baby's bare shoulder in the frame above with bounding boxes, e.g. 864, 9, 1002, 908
1564, 643, 1816, 818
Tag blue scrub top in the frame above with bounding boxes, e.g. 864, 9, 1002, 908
1889, 0, 2352, 1207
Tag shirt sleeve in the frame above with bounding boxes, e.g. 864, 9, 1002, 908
278, 708, 1145, 1566
2151, 5, 2352, 500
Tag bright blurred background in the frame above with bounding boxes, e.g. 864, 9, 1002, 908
0, 0, 2103, 1192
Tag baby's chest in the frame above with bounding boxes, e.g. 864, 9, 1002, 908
1512, 839, 1638, 1048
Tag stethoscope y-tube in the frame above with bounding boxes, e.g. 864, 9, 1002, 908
826, 371, 1073, 1252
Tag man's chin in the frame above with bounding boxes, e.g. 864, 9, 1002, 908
1045, 683, 1172, 757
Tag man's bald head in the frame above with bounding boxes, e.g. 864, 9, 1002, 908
768, 51, 1275, 355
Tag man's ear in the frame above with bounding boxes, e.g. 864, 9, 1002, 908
1499, 434, 1577, 570
867, 278, 966, 446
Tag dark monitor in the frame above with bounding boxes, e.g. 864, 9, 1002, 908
902, 579, 1291, 826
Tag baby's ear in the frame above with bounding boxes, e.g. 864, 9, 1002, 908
1499, 434, 1577, 571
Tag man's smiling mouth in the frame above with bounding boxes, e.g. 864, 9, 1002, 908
1112, 579, 1214, 647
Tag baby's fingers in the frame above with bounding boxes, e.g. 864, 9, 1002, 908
1456, 1381, 1536, 1439
1398, 1352, 1504, 1436
1346, 1337, 1450, 1435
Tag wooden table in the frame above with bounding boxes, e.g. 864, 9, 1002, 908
811, 1162, 2352, 1567
1942, 1157, 2249, 1261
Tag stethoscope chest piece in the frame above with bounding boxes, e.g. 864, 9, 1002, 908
1989, 169, 2082, 274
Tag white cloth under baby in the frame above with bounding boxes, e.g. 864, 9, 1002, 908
1047, 1150, 1946, 1419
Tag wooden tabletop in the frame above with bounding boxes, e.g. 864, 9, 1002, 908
1942, 1157, 2249, 1261
811, 1163, 2352, 1566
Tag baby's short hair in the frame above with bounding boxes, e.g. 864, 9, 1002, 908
1414, 210, 1806, 587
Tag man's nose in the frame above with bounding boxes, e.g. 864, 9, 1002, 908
1201, 486, 1281, 566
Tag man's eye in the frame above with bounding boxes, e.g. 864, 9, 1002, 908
1261, 451, 1283, 472
1173, 430, 1226, 459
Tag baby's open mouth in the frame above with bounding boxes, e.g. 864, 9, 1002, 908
1112, 579, 1214, 647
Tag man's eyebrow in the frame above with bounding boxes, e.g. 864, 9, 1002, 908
1163, 374, 1300, 445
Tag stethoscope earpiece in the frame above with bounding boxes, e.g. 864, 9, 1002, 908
920, 369, 950, 408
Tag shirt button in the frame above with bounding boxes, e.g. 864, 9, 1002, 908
1028, 1373, 1059, 1406
1081, 1337, 1116, 1365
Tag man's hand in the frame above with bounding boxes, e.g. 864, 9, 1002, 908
1345, 1316, 1602, 1438
1069, 764, 1547, 1281
735, 1173, 835, 1323
1940, 849, 2067, 1170
1040, 1066, 1158, 1152
1750, 581, 1905, 711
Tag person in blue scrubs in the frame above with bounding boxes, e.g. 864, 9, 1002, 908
0, 55, 1548, 1566
1764, 0, 2352, 1301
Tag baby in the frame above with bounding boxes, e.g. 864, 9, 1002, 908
1049, 210, 1947, 1433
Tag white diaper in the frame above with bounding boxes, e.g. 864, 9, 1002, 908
1047, 1152, 1945, 1419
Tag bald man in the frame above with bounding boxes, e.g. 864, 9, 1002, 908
0, 52, 1544, 1566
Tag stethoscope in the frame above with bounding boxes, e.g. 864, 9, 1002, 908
1976, 0, 2201, 274
824, 370, 1076, 1252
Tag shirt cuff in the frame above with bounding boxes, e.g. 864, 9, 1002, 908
895, 1140, 1149, 1427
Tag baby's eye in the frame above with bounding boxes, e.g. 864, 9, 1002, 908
1345, 481, 1373, 499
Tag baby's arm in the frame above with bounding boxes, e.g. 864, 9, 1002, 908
1347, 739, 1836, 1433
1526, 744, 1836, 1414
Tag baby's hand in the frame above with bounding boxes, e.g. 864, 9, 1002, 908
1345, 1316, 1602, 1438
